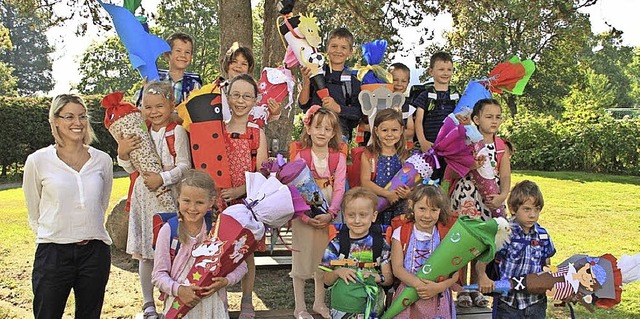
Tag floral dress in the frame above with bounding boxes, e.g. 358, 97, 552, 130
451, 142, 500, 221
374, 154, 406, 225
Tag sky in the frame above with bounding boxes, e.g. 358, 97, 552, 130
46, 0, 640, 96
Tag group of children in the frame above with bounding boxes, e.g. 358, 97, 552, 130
119, 25, 556, 319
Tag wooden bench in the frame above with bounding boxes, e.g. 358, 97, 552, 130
229, 306, 491, 318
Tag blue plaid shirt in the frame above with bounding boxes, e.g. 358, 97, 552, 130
496, 220, 556, 309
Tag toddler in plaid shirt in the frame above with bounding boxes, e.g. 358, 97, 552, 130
477, 180, 556, 319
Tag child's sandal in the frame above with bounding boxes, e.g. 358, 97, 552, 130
456, 290, 473, 308
470, 291, 490, 308
142, 302, 160, 319
312, 305, 330, 319
239, 301, 255, 319
293, 309, 314, 319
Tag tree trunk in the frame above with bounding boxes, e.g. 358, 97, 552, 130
507, 95, 517, 116
219, 0, 253, 63
260, 0, 309, 155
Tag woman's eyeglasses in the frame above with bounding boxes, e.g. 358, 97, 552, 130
56, 114, 89, 122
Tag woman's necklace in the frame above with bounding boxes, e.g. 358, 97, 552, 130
56, 146, 89, 172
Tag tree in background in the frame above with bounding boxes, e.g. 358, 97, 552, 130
0, 0, 54, 96
219, 0, 252, 64
0, 24, 17, 95
75, 36, 139, 95
156, 0, 221, 82
434, 0, 596, 115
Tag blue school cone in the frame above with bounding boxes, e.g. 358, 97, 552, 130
454, 80, 492, 113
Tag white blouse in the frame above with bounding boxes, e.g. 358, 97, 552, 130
23, 145, 113, 245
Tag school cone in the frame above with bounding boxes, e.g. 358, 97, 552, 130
382, 216, 509, 319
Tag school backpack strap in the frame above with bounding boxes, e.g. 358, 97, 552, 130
164, 211, 215, 262
164, 121, 178, 158
337, 224, 385, 270
341, 67, 353, 107
230, 123, 261, 170
494, 136, 506, 168
399, 221, 414, 256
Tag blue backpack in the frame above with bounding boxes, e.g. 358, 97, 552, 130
152, 211, 214, 262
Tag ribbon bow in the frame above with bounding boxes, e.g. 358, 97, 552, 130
303, 105, 322, 128
355, 64, 393, 84
355, 271, 379, 319
242, 194, 265, 221
423, 178, 440, 187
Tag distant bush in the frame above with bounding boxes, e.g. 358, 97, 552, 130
501, 111, 640, 175
0, 95, 117, 176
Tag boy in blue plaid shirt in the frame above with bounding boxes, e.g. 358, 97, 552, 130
476, 180, 556, 319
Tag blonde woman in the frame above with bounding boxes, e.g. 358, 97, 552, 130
23, 94, 113, 319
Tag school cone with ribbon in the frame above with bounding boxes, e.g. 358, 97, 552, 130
382, 216, 511, 319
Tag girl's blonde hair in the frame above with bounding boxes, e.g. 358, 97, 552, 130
366, 108, 407, 160
49, 94, 95, 147
405, 184, 451, 225
300, 107, 343, 150
176, 169, 217, 244
143, 80, 176, 107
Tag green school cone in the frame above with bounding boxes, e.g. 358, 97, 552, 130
382, 216, 502, 319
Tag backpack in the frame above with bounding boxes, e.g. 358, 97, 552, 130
328, 223, 388, 270
289, 141, 348, 188
125, 121, 179, 212
346, 147, 376, 188
151, 211, 214, 262
408, 83, 460, 112
384, 215, 456, 256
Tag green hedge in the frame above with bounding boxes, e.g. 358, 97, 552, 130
2, 96, 639, 176
501, 112, 640, 175
0, 95, 117, 175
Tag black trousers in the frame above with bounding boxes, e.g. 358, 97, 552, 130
32, 240, 110, 319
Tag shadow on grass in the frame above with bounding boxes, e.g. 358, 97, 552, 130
227, 267, 327, 311
515, 170, 640, 186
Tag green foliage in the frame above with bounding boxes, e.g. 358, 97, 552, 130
0, 0, 54, 95
501, 111, 640, 175
436, 0, 594, 114
563, 67, 616, 115
75, 36, 140, 95
0, 96, 117, 176
157, 0, 221, 82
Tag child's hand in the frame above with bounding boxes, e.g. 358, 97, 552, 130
116, 133, 141, 160
455, 113, 471, 125
198, 277, 229, 297
415, 278, 443, 300
321, 96, 340, 113
334, 267, 358, 285
485, 193, 507, 210
420, 141, 433, 153
477, 274, 495, 294
142, 172, 163, 191
300, 66, 312, 83
220, 186, 246, 202
177, 285, 201, 307
471, 155, 486, 170
309, 213, 332, 229
385, 190, 400, 205
267, 98, 282, 117
395, 186, 411, 199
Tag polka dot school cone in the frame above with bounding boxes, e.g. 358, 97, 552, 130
382, 216, 509, 319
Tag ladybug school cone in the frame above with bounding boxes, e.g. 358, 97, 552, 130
382, 216, 510, 319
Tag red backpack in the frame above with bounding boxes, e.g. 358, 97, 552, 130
125, 121, 179, 212
346, 147, 377, 188
289, 141, 348, 187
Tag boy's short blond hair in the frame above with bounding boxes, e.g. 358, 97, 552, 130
327, 27, 354, 48
341, 187, 377, 214
508, 180, 544, 215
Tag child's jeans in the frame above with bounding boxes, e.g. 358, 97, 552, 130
495, 299, 546, 319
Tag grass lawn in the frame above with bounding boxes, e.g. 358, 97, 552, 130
0, 171, 639, 318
